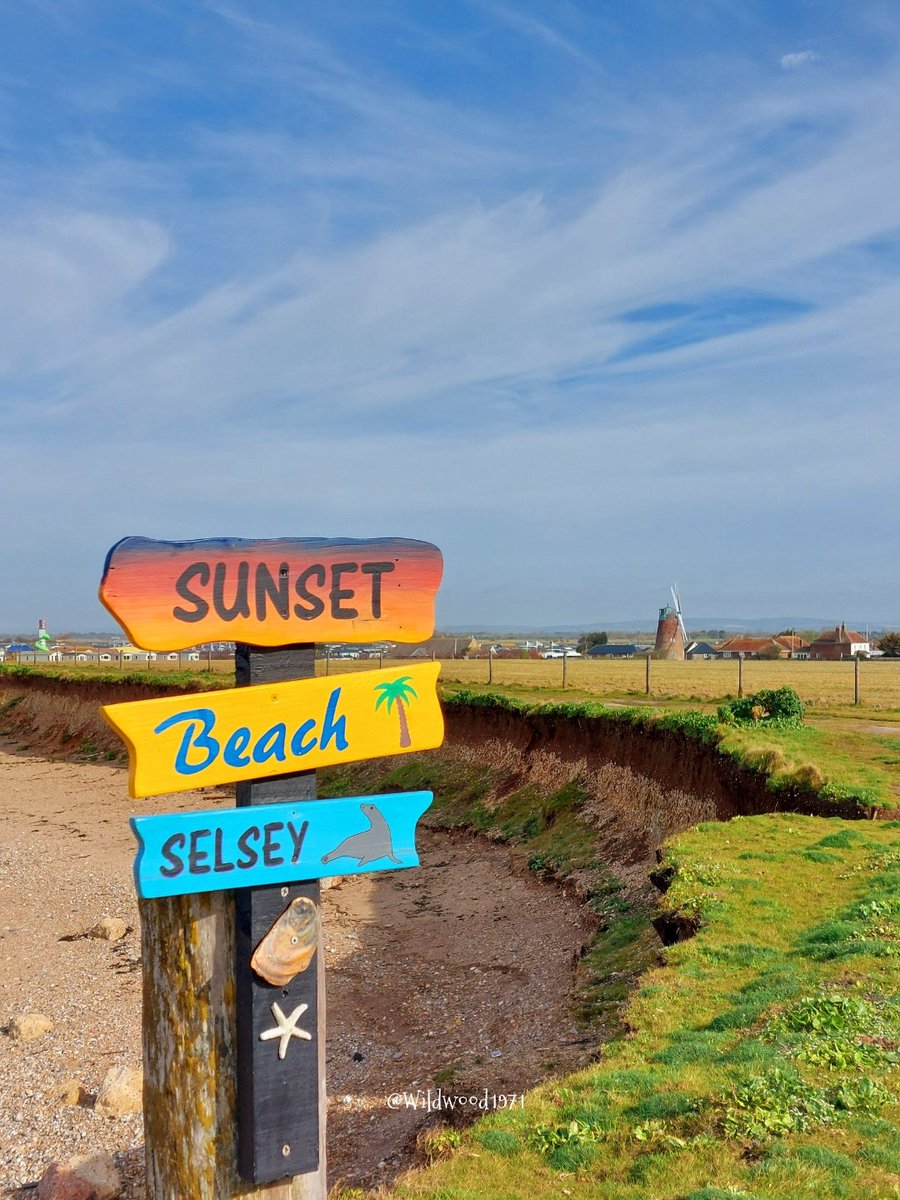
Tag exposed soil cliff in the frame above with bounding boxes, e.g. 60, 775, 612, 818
0, 674, 187, 759
0, 675, 868, 902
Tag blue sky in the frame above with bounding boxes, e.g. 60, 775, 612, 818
1, 1, 898, 632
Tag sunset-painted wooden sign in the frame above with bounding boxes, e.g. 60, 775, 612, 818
102, 662, 442, 798
99, 535, 443, 651
131, 791, 433, 899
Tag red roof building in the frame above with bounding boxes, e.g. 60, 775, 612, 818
808, 623, 871, 661
773, 634, 809, 654
716, 636, 788, 659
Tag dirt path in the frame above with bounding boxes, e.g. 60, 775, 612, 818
0, 743, 594, 1195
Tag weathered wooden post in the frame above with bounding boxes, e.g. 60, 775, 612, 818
562, 650, 567, 689
738, 652, 744, 699
99, 536, 444, 1199
488, 646, 493, 685
233, 642, 323, 1188
645, 652, 651, 696
854, 654, 860, 705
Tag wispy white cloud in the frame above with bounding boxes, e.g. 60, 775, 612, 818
780, 50, 823, 69
470, 0, 605, 78
29, 66, 895, 446
0, 212, 167, 377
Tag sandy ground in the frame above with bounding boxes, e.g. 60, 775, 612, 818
0, 741, 594, 1196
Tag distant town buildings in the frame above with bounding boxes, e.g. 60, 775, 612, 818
0, 622, 885, 664
587, 643, 639, 658
0, 640, 227, 664
684, 641, 721, 660
716, 635, 809, 660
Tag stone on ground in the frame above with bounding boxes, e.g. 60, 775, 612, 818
36, 1152, 123, 1199
94, 1064, 143, 1116
89, 916, 127, 942
51, 1078, 89, 1107
7, 1012, 54, 1041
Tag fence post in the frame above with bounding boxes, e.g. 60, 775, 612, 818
738, 653, 744, 699
562, 651, 567, 689
645, 653, 651, 696
488, 647, 493, 685
854, 654, 860, 705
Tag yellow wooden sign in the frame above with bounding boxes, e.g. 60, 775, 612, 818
102, 663, 442, 799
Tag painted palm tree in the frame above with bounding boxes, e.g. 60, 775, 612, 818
374, 675, 418, 748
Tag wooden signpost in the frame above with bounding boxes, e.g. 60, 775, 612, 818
99, 536, 444, 1199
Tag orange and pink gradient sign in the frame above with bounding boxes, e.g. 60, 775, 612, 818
99, 536, 443, 651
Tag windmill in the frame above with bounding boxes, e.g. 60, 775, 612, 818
654, 585, 687, 660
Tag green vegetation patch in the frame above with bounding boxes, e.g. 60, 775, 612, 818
0, 661, 227, 691
387, 814, 899, 1200
716, 719, 891, 810
718, 685, 806, 726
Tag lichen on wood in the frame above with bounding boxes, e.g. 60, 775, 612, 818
141, 891, 326, 1198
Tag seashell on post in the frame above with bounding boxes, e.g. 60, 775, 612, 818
251, 896, 319, 987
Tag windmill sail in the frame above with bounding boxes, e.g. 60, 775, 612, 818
671, 585, 688, 645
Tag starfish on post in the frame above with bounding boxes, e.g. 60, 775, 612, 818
259, 1001, 312, 1060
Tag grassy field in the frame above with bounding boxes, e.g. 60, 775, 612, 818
434, 657, 900, 711
5, 656, 900, 710
374, 813, 900, 1200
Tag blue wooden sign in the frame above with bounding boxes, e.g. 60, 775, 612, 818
131, 790, 433, 899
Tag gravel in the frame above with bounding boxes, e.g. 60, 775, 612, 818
0, 741, 595, 1195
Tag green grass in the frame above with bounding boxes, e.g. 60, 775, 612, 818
0, 661, 227, 691
717, 720, 897, 810
375, 815, 899, 1200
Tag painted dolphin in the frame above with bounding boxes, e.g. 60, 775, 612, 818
321, 802, 401, 867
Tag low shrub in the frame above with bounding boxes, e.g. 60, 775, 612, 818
718, 686, 805, 726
